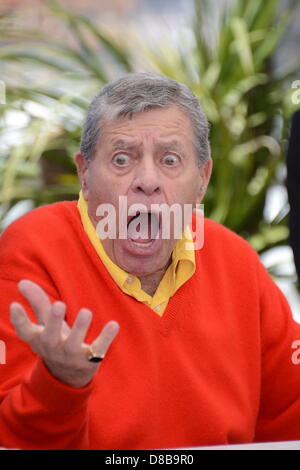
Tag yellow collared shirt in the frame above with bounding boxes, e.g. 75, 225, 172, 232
77, 192, 195, 316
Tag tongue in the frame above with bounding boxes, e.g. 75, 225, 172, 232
127, 212, 159, 242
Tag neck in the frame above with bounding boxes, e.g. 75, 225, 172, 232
139, 259, 172, 296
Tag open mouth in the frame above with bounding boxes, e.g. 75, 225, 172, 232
127, 211, 160, 247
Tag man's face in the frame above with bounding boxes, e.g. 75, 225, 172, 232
75, 106, 212, 277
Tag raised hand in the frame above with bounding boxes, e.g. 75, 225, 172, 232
10, 280, 120, 388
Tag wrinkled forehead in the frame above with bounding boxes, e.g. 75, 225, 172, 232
99, 106, 195, 146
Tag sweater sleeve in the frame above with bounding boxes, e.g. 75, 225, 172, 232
255, 261, 300, 442
0, 217, 94, 450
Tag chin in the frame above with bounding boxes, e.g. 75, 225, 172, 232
120, 259, 164, 277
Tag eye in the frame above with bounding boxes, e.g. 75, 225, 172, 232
162, 154, 180, 166
112, 153, 130, 167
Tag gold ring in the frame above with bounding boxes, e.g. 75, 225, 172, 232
87, 346, 104, 363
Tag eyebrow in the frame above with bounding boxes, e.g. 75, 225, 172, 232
111, 140, 138, 151
156, 141, 185, 152
111, 139, 185, 152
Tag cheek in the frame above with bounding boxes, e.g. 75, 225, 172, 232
87, 173, 129, 210
87, 166, 110, 197
186, 174, 202, 198
170, 179, 200, 205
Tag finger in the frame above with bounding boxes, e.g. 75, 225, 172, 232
40, 301, 66, 349
90, 321, 120, 358
64, 309, 92, 354
18, 280, 52, 326
10, 302, 42, 343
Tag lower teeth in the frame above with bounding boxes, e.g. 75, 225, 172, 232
132, 240, 153, 248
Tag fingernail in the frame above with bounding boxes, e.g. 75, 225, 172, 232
10, 305, 22, 324
18, 280, 28, 294
10, 309, 18, 323
78, 309, 92, 326
108, 321, 120, 333
52, 301, 66, 317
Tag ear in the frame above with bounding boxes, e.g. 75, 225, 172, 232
74, 152, 90, 200
196, 158, 213, 205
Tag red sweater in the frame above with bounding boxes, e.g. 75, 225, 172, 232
1, 201, 300, 450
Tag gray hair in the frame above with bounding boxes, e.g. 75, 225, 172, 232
80, 72, 211, 166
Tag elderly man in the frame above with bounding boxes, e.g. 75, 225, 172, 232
1, 73, 300, 450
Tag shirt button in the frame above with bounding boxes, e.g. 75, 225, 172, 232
126, 276, 133, 284
155, 305, 161, 311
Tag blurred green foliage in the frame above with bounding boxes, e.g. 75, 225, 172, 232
0, 0, 300, 267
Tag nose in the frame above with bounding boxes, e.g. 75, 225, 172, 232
131, 158, 161, 197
